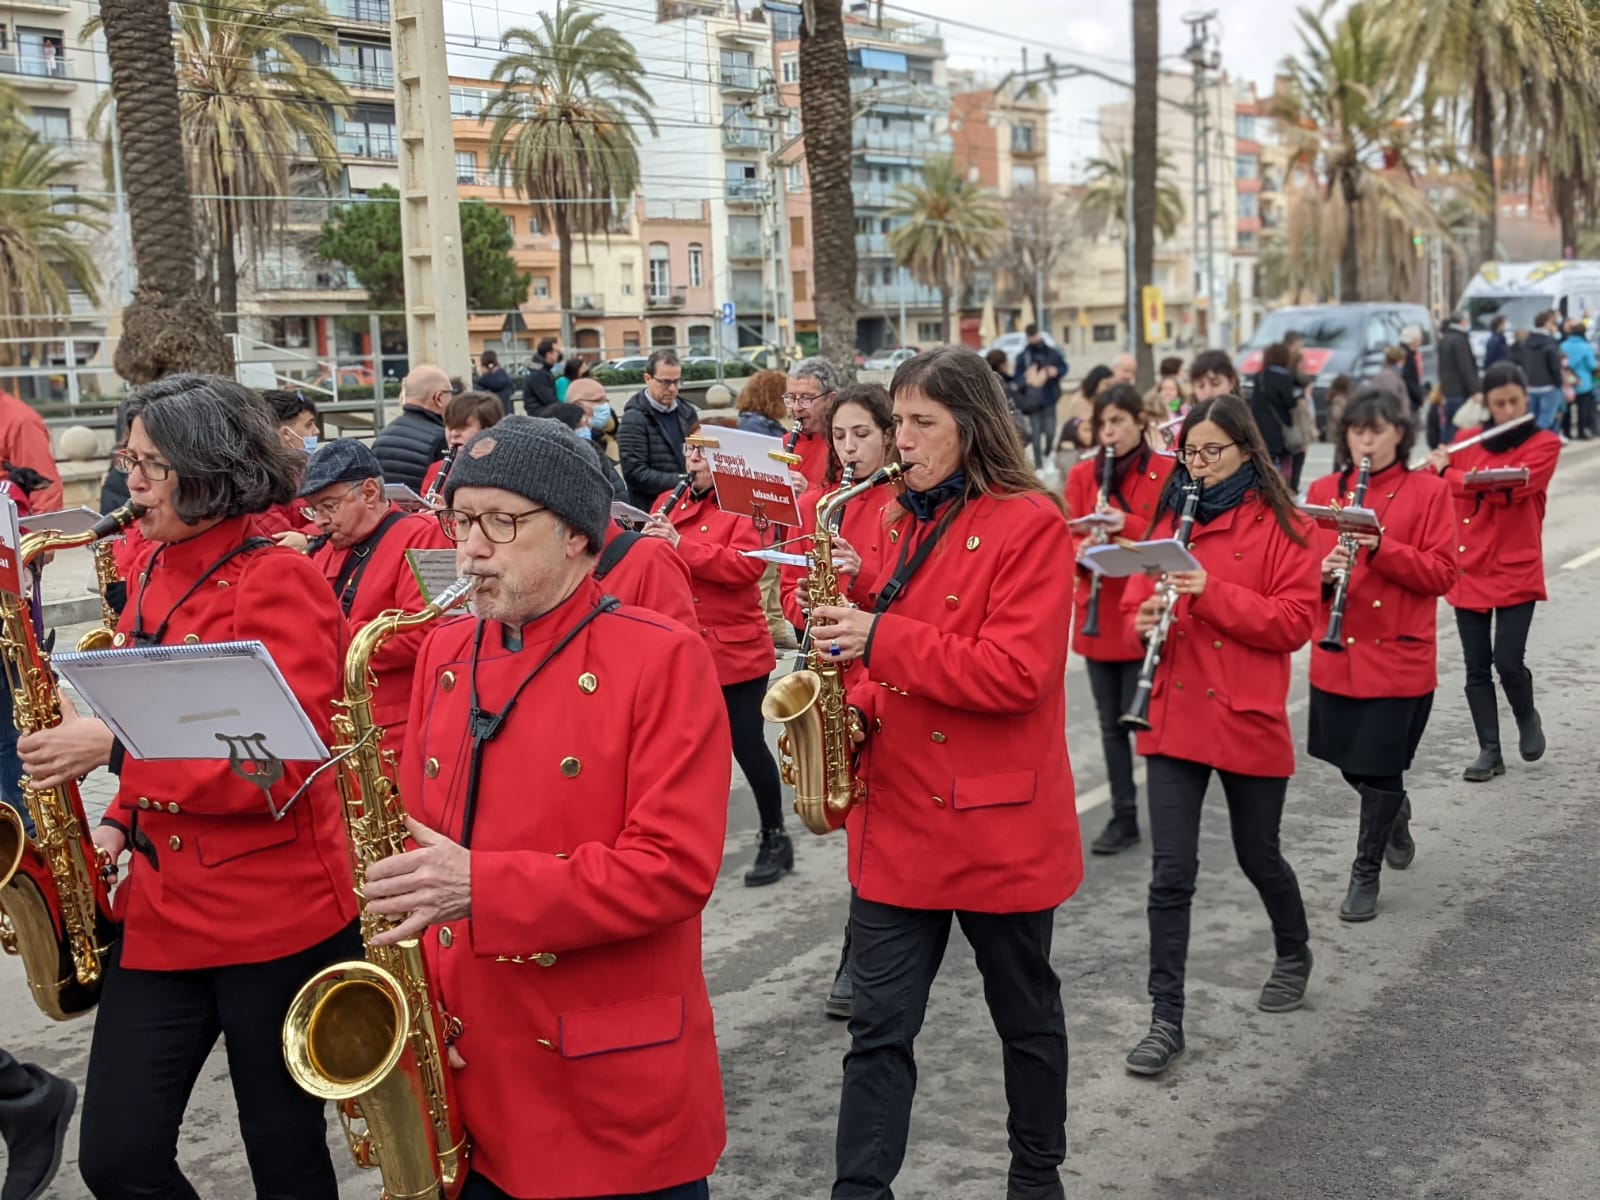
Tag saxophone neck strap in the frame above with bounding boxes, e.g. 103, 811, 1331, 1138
873, 502, 963, 615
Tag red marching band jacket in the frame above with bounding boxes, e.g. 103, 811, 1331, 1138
102, 516, 358, 970
1438, 425, 1560, 611
1122, 496, 1321, 779
1065, 446, 1177, 662
309, 506, 451, 754
791, 430, 831, 488
597, 521, 697, 629
404, 579, 731, 1198
658, 486, 775, 686
845, 491, 1083, 914
778, 484, 893, 627
1305, 463, 1456, 699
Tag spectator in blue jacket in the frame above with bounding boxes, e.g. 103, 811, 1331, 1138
1561, 318, 1596, 441
1013, 325, 1068, 471
1483, 314, 1510, 368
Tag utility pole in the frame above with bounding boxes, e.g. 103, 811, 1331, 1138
1183, 12, 1220, 348
391, 0, 470, 384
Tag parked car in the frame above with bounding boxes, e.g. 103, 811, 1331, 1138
981, 331, 1061, 374
863, 347, 918, 372
308, 365, 376, 394
603, 356, 651, 373
1237, 303, 1437, 435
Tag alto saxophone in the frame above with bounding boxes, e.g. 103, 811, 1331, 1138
282, 576, 476, 1200
0, 502, 144, 1020
76, 539, 124, 652
762, 464, 903, 835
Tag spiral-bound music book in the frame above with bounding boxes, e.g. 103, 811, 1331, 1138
51, 640, 328, 762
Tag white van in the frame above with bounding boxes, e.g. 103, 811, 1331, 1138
1458, 260, 1600, 361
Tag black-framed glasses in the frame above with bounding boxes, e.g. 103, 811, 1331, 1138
111, 449, 175, 481
299, 482, 360, 522
648, 375, 683, 390
782, 389, 833, 406
1177, 441, 1237, 464
435, 506, 547, 544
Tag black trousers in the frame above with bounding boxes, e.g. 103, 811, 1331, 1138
723, 675, 785, 832
1085, 658, 1141, 823
1145, 755, 1309, 1025
461, 1173, 710, 1200
1025, 405, 1057, 471
1455, 601, 1536, 689
834, 894, 1067, 1200
77, 920, 362, 1200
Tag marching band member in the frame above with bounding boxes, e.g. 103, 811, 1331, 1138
362, 415, 731, 1200
808, 347, 1080, 1200
17, 373, 359, 1199
1426, 361, 1561, 781
420, 388, 505, 500
594, 515, 697, 628
779, 382, 898, 630
642, 438, 791, 887
1120, 394, 1319, 1078
1065, 383, 1175, 856
782, 357, 842, 488
1306, 390, 1455, 920
300, 438, 452, 756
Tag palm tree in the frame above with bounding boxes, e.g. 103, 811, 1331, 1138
1274, 1, 1449, 302
1079, 150, 1183, 241
886, 155, 1003, 343
799, 0, 858, 376
1131, 0, 1159, 386
484, 9, 656, 345
98, 0, 230, 383
0, 124, 107, 361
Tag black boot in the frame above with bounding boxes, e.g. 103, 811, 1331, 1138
1462, 683, 1506, 782
1257, 946, 1312, 1013
1385, 796, 1415, 870
1501, 670, 1546, 762
1339, 785, 1406, 922
743, 827, 793, 887
0, 1070, 76, 1200
1125, 1018, 1185, 1076
824, 924, 852, 1019
1090, 813, 1141, 855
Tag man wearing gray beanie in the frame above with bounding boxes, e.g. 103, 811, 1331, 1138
364, 414, 734, 1200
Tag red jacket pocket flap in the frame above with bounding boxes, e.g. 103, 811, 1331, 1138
712, 624, 770, 646
195, 815, 298, 868
951, 770, 1037, 810
559, 994, 685, 1059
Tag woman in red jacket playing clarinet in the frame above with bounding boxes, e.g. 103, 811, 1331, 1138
643, 434, 791, 886
1426, 360, 1560, 781
1066, 383, 1175, 855
1305, 390, 1455, 921
1120, 394, 1320, 1078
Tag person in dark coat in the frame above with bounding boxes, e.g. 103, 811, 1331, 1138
1013, 325, 1068, 470
370, 364, 450, 492
1483, 315, 1509, 369
1436, 312, 1481, 447
1249, 342, 1298, 477
522, 337, 562, 415
617, 349, 697, 512
1510, 310, 1565, 431
472, 349, 517, 415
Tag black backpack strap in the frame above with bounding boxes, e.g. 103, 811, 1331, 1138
593, 530, 642, 581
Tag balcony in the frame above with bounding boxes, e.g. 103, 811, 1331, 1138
720, 65, 758, 92
729, 285, 766, 310
647, 286, 688, 309
725, 178, 768, 204
324, 0, 391, 25
727, 236, 763, 260
572, 294, 606, 316
1010, 131, 1042, 157
336, 128, 398, 160
854, 181, 904, 209
722, 124, 762, 150
329, 63, 394, 93
0, 51, 74, 86
859, 281, 942, 309
253, 263, 357, 293
853, 126, 927, 157
856, 233, 890, 256
849, 76, 950, 114
848, 23, 943, 50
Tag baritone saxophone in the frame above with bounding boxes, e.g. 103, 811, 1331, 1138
762, 464, 903, 835
282, 575, 477, 1200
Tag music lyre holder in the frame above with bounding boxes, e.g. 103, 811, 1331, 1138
217, 731, 289, 820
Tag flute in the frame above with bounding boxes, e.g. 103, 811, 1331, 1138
1443, 412, 1535, 456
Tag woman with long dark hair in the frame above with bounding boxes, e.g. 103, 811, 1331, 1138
1305, 390, 1455, 920
1119, 394, 1320, 1078
1066, 383, 1175, 855
808, 347, 1080, 1200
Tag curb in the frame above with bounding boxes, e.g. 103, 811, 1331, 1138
44, 596, 105, 627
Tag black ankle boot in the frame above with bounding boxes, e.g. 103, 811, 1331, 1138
1463, 683, 1506, 782
1501, 670, 1546, 762
1125, 1018, 1185, 1076
1258, 946, 1312, 1012
1385, 796, 1415, 870
824, 924, 852, 1019
743, 827, 793, 887
1090, 814, 1140, 855
1340, 785, 1406, 922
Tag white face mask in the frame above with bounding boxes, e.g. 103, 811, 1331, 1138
302, 435, 319, 455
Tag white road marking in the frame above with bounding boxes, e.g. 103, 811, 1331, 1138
1559, 545, 1600, 571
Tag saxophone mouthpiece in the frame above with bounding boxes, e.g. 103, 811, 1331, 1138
89, 503, 147, 540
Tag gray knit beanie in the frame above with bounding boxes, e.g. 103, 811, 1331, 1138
443, 414, 611, 547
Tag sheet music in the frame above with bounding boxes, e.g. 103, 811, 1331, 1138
384, 482, 428, 512
18, 506, 105, 538
1296, 503, 1382, 533
1080, 539, 1203, 578
405, 548, 462, 604
740, 548, 849, 569
51, 640, 328, 762
611, 500, 653, 529
1464, 467, 1530, 488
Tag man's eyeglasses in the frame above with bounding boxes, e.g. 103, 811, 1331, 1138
648, 376, 683, 390
782, 390, 833, 405
111, 450, 175, 481
1177, 442, 1237, 464
299, 482, 361, 522
436, 507, 547, 544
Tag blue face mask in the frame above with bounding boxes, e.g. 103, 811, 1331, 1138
589, 401, 612, 430
302, 435, 318, 455
575, 425, 592, 440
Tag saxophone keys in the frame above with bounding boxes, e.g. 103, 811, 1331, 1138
112, 633, 126, 647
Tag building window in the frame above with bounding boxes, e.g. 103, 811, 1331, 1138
1237, 193, 1258, 218
789, 216, 805, 248
532, 276, 550, 298
623, 332, 641, 349
1011, 165, 1036, 190
651, 324, 677, 347
772, 8, 801, 39
454, 151, 477, 184
793, 270, 808, 303
688, 243, 703, 288
450, 87, 489, 118
1237, 231, 1258, 251
1092, 324, 1118, 343
786, 112, 800, 137
916, 321, 943, 342
647, 244, 670, 299
687, 324, 712, 353
788, 163, 805, 192
1236, 154, 1258, 180
1011, 121, 1035, 154
780, 54, 799, 84
23, 106, 70, 141
1236, 114, 1257, 142
528, 215, 541, 235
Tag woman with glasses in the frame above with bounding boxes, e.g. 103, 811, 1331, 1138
641, 435, 791, 887
1119, 394, 1320, 1078
1304, 390, 1455, 922
17, 374, 359, 1200
1066, 384, 1176, 857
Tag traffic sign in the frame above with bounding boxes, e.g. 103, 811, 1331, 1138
721, 302, 736, 327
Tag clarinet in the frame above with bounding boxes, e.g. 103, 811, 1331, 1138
1318, 455, 1371, 653
769, 421, 804, 466
423, 444, 458, 507
1121, 482, 1202, 731
655, 474, 691, 516
1079, 447, 1116, 638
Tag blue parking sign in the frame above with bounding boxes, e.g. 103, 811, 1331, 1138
721, 302, 736, 327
